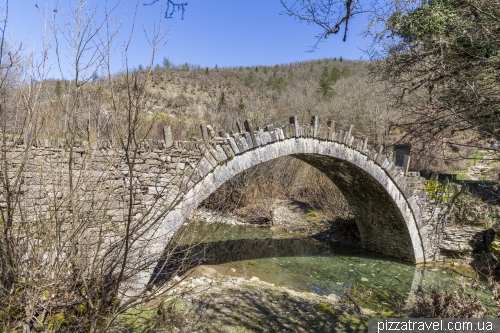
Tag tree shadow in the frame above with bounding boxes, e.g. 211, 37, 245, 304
193, 286, 368, 333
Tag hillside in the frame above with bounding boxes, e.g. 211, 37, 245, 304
38, 59, 392, 147
144, 59, 392, 143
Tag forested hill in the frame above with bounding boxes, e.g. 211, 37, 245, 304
41, 57, 483, 174
110, 58, 392, 144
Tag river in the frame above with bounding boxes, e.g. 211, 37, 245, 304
169, 221, 497, 314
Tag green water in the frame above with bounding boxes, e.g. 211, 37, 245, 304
177, 222, 497, 313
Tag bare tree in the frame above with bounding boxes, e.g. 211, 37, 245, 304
0, 1, 212, 332
143, 0, 188, 19
280, 0, 370, 49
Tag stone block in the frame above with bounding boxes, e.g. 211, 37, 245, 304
269, 130, 278, 142
227, 137, 240, 154
232, 134, 244, 152
244, 133, 253, 149
197, 156, 214, 177
395, 143, 411, 166
302, 125, 308, 138
200, 124, 210, 147
213, 146, 227, 162
283, 125, 291, 139
221, 144, 234, 159
262, 131, 271, 145
239, 137, 249, 151
289, 116, 299, 137
276, 128, 285, 141
344, 125, 353, 144
402, 155, 411, 175
310, 116, 319, 138
244, 119, 258, 147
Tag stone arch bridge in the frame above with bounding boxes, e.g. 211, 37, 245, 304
1, 116, 448, 274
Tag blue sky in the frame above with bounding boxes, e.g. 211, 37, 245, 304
6, 1, 370, 75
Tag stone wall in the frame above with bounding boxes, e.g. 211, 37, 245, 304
0, 139, 203, 226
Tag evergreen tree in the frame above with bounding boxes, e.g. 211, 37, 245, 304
162, 57, 171, 68
267, 72, 287, 92
342, 66, 351, 78
54, 80, 63, 98
376, 0, 500, 140
317, 67, 335, 99
237, 97, 246, 113
330, 67, 342, 82
219, 92, 226, 108
245, 70, 255, 86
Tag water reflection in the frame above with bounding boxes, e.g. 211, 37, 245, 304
202, 237, 333, 264
202, 238, 419, 310
156, 222, 495, 313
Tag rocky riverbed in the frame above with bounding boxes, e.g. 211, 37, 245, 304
190, 199, 359, 244
121, 265, 369, 333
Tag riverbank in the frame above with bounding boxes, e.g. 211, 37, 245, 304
118, 265, 371, 333
191, 199, 359, 244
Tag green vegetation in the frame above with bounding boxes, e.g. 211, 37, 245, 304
162, 57, 172, 69
377, 0, 500, 142
317, 67, 335, 99
491, 239, 500, 260
266, 72, 287, 92
314, 302, 340, 315
317, 65, 350, 100
302, 209, 323, 226
466, 151, 490, 168
424, 179, 453, 202
342, 66, 350, 78
54, 80, 63, 98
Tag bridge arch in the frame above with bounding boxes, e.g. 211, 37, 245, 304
161, 136, 427, 263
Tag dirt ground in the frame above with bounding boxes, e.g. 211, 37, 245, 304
118, 265, 370, 333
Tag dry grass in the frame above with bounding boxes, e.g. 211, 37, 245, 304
201, 156, 350, 228
406, 279, 487, 318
